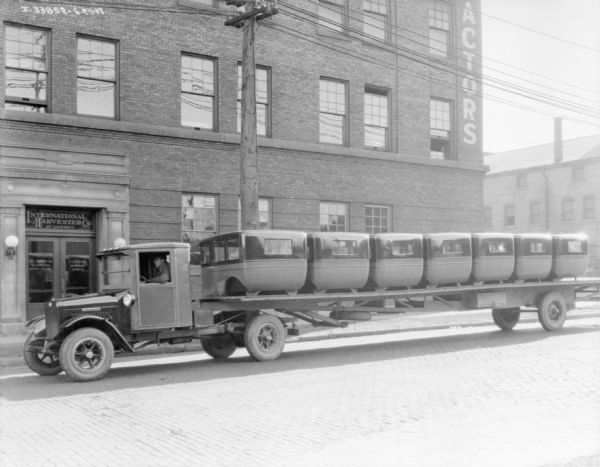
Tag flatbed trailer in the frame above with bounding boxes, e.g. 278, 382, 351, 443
191, 278, 600, 364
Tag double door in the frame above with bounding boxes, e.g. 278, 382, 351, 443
27, 237, 95, 319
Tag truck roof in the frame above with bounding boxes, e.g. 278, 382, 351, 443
97, 242, 190, 257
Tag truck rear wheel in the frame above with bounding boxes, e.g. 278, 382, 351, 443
23, 332, 62, 376
492, 308, 521, 331
244, 314, 286, 362
59, 327, 114, 382
201, 334, 237, 359
538, 291, 567, 331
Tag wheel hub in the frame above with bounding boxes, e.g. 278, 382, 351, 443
75, 339, 102, 370
258, 325, 276, 350
549, 303, 561, 320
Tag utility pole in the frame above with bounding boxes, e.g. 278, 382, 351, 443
225, 0, 278, 229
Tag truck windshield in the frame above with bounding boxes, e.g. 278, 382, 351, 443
100, 253, 132, 290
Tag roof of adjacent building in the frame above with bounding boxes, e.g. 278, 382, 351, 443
484, 134, 600, 174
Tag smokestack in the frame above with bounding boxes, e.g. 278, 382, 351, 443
554, 117, 563, 163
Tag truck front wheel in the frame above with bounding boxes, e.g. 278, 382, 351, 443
244, 314, 286, 362
59, 327, 114, 382
201, 334, 237, 359
23, 332, 62, 376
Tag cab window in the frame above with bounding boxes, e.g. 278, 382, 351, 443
138, 251, 171, 283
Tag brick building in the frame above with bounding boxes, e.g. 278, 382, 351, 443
484, 124, 600, 275
0, 0, 484, 333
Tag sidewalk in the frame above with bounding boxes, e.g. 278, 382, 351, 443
2, 302, 599, 369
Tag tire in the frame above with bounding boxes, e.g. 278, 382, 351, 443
23, 332, 62, 376
538, 291, 568, 331
244, 314, 286, 362
226, 278, 246, 296
201, 333, 237, 359
59, 327, 114, 382
491, 308, 521, 331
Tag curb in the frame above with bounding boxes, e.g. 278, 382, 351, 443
2, 309, 598, 369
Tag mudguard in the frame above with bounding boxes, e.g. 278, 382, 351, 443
58, 315, 134, 353
24, 316, 47, 338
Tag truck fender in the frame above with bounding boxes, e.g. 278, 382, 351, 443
58, 315, 134, 353
24, 316, 47, 339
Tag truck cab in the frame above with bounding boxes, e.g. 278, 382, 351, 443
24, 242, 210, 382
98, 242, 193, 330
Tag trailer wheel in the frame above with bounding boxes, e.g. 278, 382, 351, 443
492, 308, 521, 331
59, 327, 114, 382
537, 291, 568, 332
23, 332, 62, 376
200, 333, 237, 359
244, 314, 286, 362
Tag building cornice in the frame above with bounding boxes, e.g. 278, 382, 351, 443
2, 111, 487, 173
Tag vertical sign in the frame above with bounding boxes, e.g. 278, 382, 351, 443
459, 0, 480, 148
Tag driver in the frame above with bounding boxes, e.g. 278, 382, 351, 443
148, 255, 171, 283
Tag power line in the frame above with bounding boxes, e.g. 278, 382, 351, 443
288, 1, 600, 107
300, 0, 600, 100
278, 11, 598, 118
279, 5, 600, 120
477, 7, 600, 55
20, 0, 600, 122
26, 0, 600, 99
268, 11, 600, 127
265, 19, 600, 128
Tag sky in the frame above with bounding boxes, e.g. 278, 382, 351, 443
481, 0, 600, 153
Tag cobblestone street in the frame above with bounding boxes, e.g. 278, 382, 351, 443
1, 316, 599, 466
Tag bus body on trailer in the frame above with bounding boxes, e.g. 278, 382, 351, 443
23, 230, 599, 382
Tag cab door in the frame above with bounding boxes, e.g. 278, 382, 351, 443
134, 250, 177, 329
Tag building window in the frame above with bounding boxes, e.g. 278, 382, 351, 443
237, 197, 272, 229
530, 200, 542, 225
363, 0, 388, 40
237, 65, 270, 137
364, 88, 389, 150
430, 98, 452, 159
583, 196, 595, 220
258, 198, 272, 229
365, 205, 390, 233
572, 165, 585, 181
4, 24, 49, 112
320, 78, 347, 145
318, 0, 346, 33
182, 194, 217, 249
504, 204, 515, 227
181, 54, 216, 129
320, 202, 347, 232
517, 173, 527, 188
429, 0, 450, 57
77, 36, 117, 118
561, 198, 574, 222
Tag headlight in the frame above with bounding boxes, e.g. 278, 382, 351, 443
122, 293, 135, 308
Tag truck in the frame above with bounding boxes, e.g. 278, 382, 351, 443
23, 232, 600, 382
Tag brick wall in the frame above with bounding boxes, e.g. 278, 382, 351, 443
1, 0, 485, 243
